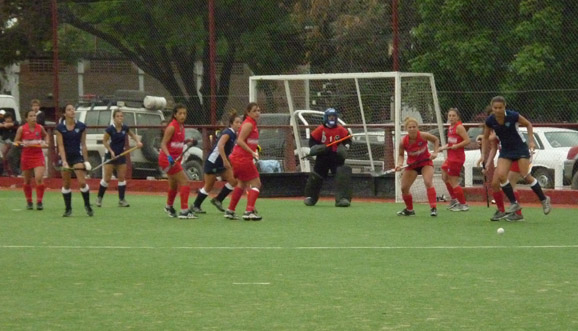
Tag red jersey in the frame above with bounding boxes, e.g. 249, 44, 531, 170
446, 121, 465, 163
310, 125, 349, 152
230, 117, 259, 161
162, 119, 185, 158
402, 131, 432, 167
20, 123, 45, 159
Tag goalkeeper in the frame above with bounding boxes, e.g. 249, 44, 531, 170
303, 108, 353, 207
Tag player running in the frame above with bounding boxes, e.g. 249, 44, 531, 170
55, 104, 93, 217
191, 110, 242, 213
481, 96, 551, 221
439, 108, 470, 211
224, 102, 263, 221
96, 109, 143, 208
13, 110, 49, 210
159, 104, 196, 219
303, 107, 353, 207
396, 117, 440, 217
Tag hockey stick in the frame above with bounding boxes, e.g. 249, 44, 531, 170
300, 134, 353, 160
376, 158, 432, 176
90, 146, 140, 173
12, 142, 49, 149
162, 143, 195, 173
483, 172, 490, 208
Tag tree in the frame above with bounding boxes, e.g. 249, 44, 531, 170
409, 0, 578, 122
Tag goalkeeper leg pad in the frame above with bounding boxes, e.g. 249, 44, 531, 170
335, 166, 352, 207
304, 172, 324, 206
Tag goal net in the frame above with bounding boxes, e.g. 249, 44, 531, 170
249, 72, 445, 203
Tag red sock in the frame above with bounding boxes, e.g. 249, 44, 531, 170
228, 187, 244, 211
179, 186, 191, 210
493, 192, 505, 212
36, 184, 45, 203
246, 187, 260, 212
167, 189, 178, 206
402, 194, 413, 211
514, 191, 522, 215
23, 184, 33, 203
454, 186, 466, 204
445, 182, 456, 199
427, 187, 437, 209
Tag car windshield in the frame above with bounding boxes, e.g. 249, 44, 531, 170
544, 131, 578, 148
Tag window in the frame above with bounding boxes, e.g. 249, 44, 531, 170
85, 110, 111, 134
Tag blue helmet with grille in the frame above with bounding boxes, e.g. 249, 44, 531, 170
323, 108, 338, 128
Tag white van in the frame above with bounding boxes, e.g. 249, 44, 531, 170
0, 95, 21, 123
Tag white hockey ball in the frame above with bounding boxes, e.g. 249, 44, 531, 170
497, 228, 505, 235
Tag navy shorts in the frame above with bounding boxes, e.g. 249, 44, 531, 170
104, 152, 126, 166
499, 148, 531, 161
204, 159, 226, 175
65, 155, 85, 166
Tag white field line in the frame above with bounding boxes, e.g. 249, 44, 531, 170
2, 245, 578, 250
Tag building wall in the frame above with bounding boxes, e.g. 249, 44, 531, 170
16, 58, 251, 123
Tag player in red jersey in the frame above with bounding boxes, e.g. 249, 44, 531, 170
224, 102, 263, 221
439, 108, 470, 211
303, 108, 353, 207
13, 110, 49, 210
396, 117, 440, 217
159, 104, 196, 219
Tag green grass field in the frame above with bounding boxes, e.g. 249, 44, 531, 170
1, 189, 577, 330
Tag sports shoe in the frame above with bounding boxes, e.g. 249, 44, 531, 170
224, 209, 239, 220
164, 205, 177, 218
505, 213, 524, 222
449, 203, 469, 212
178, 209, 197, 219
490, 210, 508, 221
85, 205, 94, 217
62, 209, 72, 217
118, 199, 130, 207
505, 202, 521, 214
335, 198, 351, 207
447, 199, 459, 210
397, 208, 415, 216
96, 196, 103, 207
191, 206, 206, 214
26, 202, 34, 210
243, 210, 263, 221
36, 202, 43, 211
430, 207, 438, 217
210, 198, 225, 212
541, 196, 551, 215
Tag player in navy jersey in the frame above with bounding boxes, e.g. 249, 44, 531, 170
191, 110, 242, 213
96, 109, 143, 208
55, 104, 93, 217
481, 96, 551, 221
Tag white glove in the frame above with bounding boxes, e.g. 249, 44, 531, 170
84, 161, 92, 171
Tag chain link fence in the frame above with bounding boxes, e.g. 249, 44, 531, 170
2, 1, 578, 185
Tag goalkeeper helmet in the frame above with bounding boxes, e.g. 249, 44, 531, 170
323, 108, 338, 128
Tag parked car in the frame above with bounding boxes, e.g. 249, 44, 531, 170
464, 127, 578, 188
75, 90, 204, 179
563, 145, 578, 189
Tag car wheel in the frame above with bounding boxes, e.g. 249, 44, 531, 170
183, 160, 203, 181
533, 167, 554, 189
88, 154, 102, 179
572, 171, 578, 190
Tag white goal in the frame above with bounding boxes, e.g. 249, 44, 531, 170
249, 72, 446, 203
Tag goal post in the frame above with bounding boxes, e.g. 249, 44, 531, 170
249, 72, 446, 203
